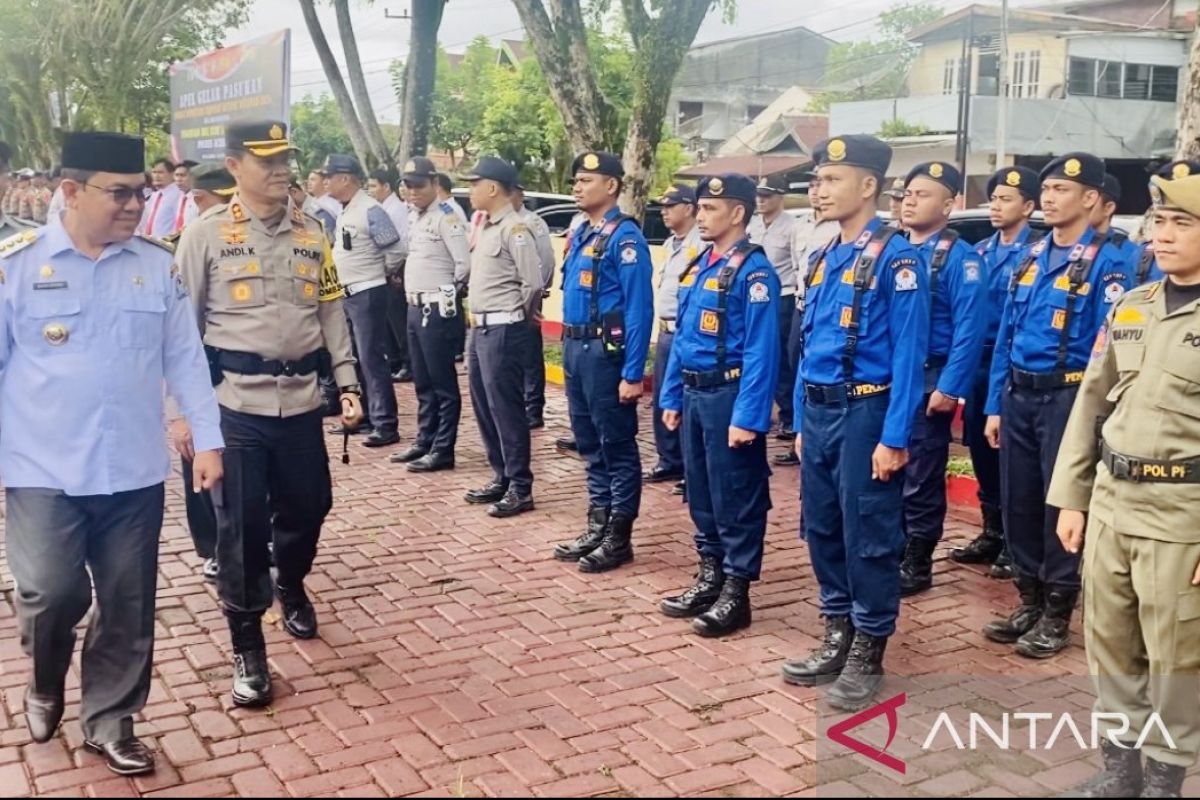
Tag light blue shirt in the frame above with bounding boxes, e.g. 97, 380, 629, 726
0, 216, 223, 496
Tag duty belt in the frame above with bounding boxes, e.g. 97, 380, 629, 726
658, 319, 677, 334
683, 366, 742, 388
563, 324, 603, 340
804, 382, 891, 405
469, 309, 525, 328
1102, 441, 1200, 484
343, 277, 388, 296
1010, 367, 1084, 390
407, 291, 441, 306
214, 348, 325, 378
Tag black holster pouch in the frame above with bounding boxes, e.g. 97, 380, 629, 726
600, 310, 626, 359
204, 345, 225, 387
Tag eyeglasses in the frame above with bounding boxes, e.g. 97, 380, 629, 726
84, 183, 148, 205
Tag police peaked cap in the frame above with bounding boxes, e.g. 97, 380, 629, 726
402, 156, 439, 182
987, 167, 1040, 201
225, 120, 298, 158
697, 173, 757, 207
1039, 152, 1105, 190
659, 184, 697, 206
191, 163, 236, 197
812, 135, 892, 175
905, 161, 962, 196
460, 155, 519, 188
755, 174, 788, 196
1151, 173, 1200, 217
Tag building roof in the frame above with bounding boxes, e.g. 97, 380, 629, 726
718, 87, 824, 157
906, 3, 1144, 42
675, 153, 812, 179
687, 23, 836, 52
499, 39, 528, 64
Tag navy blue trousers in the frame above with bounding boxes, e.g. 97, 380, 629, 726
682, 382, 771, 580
901, 399, 954, 543
963, 359, 1002, 510
801, 392, 905, 638
650, 331, 683, 473
407, 305, 461, 455
468, 323, 534, 494
1000, 383, 1081, 589
564, 337, 642, 518
775, 302, 797, 431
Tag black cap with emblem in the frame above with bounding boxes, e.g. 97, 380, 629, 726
225, 120, 298, 158
697, 173, 757, 208
755, 174, 788, 196
986, 166, 1040, 201
460, 155, 518, 189
660, 184, 697, 206
62, 132, 145, 174
1154, 159, 1200, 181
905, 161, 962, 196
320, 154, 364, 179
1039, 152, 1105, 190
812, 134, 892, 176
1101, 173, 1122, 204
572, 151, 623, 179
402, 156, 439, 183
192, 163, 236, 197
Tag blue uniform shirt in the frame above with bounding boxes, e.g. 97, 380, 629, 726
660, 242, 781, 433
912, 230, 986, 399
1107, 229, 1140, 278
561, 208, 654, 383
0, 218, 224, 496
795, 218, 931, 448
975, 224, 1033, 346
986, 226, 1134, 414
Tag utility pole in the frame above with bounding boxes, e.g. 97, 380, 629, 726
996, 0, 1010, 169
955, 8, 975, 197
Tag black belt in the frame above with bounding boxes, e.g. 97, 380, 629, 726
214, 348, 325, 378
563, 324, 603, 340
804, 382, 891, 405
925, 354, 948, 371
683, 367, 742, 388
1010, 367, 1085, 390
1102, 442, 1200, 484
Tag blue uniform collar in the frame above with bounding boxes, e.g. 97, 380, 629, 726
1039, 226, 1098, 273
986, 223, 1031, 253
42, 214, 138, 261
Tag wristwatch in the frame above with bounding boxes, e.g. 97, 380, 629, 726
339, 384, 362, 396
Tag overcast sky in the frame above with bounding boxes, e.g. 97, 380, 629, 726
227, 0, 1037, 123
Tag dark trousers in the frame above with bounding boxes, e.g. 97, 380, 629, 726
468, 323, 533, 494
344, 285, 399, 434
802, 393, 904, 638
564, 337, 642, 518
180, 457, 217, 559
682, 382, 771, 580
386, 278, 410, 372
902, 400, 954, 543
651, 330, 683, 473
523, 320, 546, 418
964, 359, 1002, 509
7, 484, 164, 744
775, 300, 798, 430
452, 296, 467, 358
212, 407, 332, 625
407, 304, 461, 454
1000, 383, 1081, 589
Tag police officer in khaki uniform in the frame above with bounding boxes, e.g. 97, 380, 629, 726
0, 142, 33, 240
1047, 173, 1200, 799
174, 120, 363, 708
514, 184, 556, 429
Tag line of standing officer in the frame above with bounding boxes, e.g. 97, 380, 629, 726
0, 141, 34, 239
779, 135, 929, 713
551, 152, 654, 573
896, 162, 986, 597
658, 173, 780, 637
982, 152, 1132, 659
389, 156, 471, 472
513, 183, 557, 429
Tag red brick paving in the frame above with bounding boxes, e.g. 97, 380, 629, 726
0, 372, 1190, 797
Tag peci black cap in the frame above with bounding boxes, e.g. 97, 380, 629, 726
1154, 159, 1200, 181
62, 132, 145, 175
191, 163, 236, 197
755, 174, 788, 196
320, 154, 364, 179
905, 161, 962, 196
572, 151, 623, 179
1101, 173, 1122, 204
697, 173, 757, 207
225, 120, 297, 158
402, 156, 439, 183
460, 155, 519, 189
812, 135, 892, 176
659, 183, 697, 206
987, 166, 1040, 201
1039, 152, 1105, 191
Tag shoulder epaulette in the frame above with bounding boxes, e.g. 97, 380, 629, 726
0, 228, 40, 259
138, 234, 176, 255
438, 201, 455, 215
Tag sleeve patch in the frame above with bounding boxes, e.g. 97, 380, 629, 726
962, 259, 981, 284
620, 246, 638, 264
895, 267, 919, 292
1103, 282, 1125, 304
1091, 323, 1109, 360
748, 282, 770, 303
745, 270, 770, 282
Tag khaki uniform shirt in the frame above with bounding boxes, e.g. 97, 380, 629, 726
657, 224, 703, 321
173, 194, 357, 417
748, 211, 798, 296
518, 207, 556, 289
406, 200, 471, 293
468, 204, 542, 316
1047, 279, 1200, 542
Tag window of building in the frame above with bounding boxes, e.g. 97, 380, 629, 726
1151, 65, 1179, 101
677, 101, 703, 125
1069, 57, 1096, 96
977, 53, 999, 96
1097, 60, 1123, 98
1067, 57, 1177, 102
1124, 63, 1152, 100
1010, 51, 1041, 98
943, 58, 959, 95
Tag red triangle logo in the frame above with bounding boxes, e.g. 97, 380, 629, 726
826, 692, 907, 774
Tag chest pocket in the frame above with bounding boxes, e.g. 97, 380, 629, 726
119, 287, 166, 349
1046, 287, 1085, 337
1154, 348, 1200, 420
224, 274, 266, 309
291, 258, 321, 306
833, 279, 875, 338
19, 292, 82, 353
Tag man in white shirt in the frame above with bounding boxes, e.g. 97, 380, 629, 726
140, 158, 187, 238
311, 168, 343, 221
437, 172, 469, 361
369, 169, 411, 249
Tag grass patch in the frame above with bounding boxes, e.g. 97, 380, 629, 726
542, 342, 655, 376
947, 456, 975, 478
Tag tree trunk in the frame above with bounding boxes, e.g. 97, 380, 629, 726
334, 0, 392, 168
298, 0, 373, 166
1177, 25, 1200, 159
396, 0, 446, 166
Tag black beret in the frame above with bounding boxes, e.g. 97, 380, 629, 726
1154, 159, 1200, 181
1101, 173, 1122, 204
755, 174, 788, 196
986, 167, 1040, 201
225, 120, 297, 157
402, 156, 439, 182
62, 132, 144, 174
660, 184, 697, 206
1039, 152, 1105, 190
192, 163, 235, 196
572, 151, 623, 179
905, 161, 962, 195
697, 173, 757, 207
320, 154, 364, 178
812, 135, 892, 175
460, 155, 518, 189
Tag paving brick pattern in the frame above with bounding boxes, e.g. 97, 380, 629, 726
0, 373, 1192, 797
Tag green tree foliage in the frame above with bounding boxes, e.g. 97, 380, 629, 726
878, 118, 930, 138
290, 95, 357, 175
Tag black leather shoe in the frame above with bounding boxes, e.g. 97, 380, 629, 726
1142, 755, 1185, 798
782, 616, 855, 686
327, 422, 366, 435
989, 546, 1015, 580
391, 367, 413, 383
276, 584, 318, 640
488, 490, 534, 518
1066, 740, 1143, 797
202, 558, 219, 582
407, 452, 455, 473
899, 537, 936, 597
950, 531, 1003, 564
527, 415, 545, 429
465, 481, 508, 505
553, 507, 609, 561
672, 480, 685, 496
24, 687, 64, 744
983, 574, 1043, 644
555, 437, 578, 453
692, 576, 751, 637
232, 649, 272, 708
362, 429, 401, 448
826, 632, 889, 712
643, 465, 684, 484
775, 428, 797, 441
390, 444, 428, 464
661, 555, 724, 618
579, 515, 634, 573
773, 451, 800, 467
84, 737, 156, 776
1015, 587, 1077, 659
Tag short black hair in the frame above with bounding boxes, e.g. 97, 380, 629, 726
152, 158, 176, 171
60, 167, 96, 184
369, 169, 396, 190
435, 173, 453, 193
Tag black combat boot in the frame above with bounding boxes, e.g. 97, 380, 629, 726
1015, 586, 1077, 659
1141, 756, 1186, 798
781, 616, 855, 686
275, 583, 318, 640
982, 573, 1043, 644
578, 514, 634, 573
826, 632, 888, 712
661, 555, 724, 618
899, 537, 937, 597
553, 507, 610, 562
692, 576, 751, 637
989, 545, 1014, 579
950, 503, 1004, 564
228, 613, 272, 708
1065, 741, 1143, 797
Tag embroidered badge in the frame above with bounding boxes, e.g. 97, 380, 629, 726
749, 282, 770, 303
621, 247, 637, 264
580, 270, 593, 288
839, 306, 853, 328
895, 268, 918, 292
699, 309, 720, 334
963, 261, 981, 283
1052, 309, 1067, 330
1104, 282, 1125, 304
